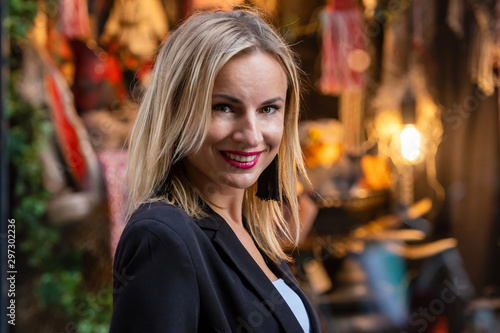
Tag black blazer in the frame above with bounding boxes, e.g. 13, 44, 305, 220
110, 201, 321, 332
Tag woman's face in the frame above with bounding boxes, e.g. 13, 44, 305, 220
185, 51, 287, 197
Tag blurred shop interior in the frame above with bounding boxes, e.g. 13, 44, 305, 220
3, 0, 500, 332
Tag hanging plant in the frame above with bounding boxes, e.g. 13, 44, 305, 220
6, 1, 112, 332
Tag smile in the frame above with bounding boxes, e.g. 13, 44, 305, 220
220, 151, 262, 169
225, 152, 257, 162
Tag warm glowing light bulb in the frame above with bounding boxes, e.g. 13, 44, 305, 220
400, 125, 421, 162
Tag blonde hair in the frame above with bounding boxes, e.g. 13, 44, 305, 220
127, 8, 309, 261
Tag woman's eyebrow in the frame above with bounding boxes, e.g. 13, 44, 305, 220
212, 94, 242, 104
212, 94, 285, 105
261, 97, 285, 104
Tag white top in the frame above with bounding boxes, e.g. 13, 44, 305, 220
272, 278, 310, 333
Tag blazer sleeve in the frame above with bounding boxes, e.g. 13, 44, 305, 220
110, 219, 199, 332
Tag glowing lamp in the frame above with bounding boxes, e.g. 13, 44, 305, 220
400, 125, 421, 162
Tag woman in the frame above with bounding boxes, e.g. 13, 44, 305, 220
110, 8, 320, 333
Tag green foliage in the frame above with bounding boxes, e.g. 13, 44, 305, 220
6, 1, 113, 331
37, 268, 112, 333
4, 0, 38, 40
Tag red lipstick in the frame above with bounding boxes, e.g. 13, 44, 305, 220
223, 150, 261, 156
220, 151, 262, 169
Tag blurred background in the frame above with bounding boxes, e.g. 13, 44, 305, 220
1, 0, 499, 332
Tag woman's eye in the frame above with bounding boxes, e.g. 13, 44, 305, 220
212, 104, 232, 113
262, 106, 279, 114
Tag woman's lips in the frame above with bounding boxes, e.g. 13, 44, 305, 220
220, 151, 262, 169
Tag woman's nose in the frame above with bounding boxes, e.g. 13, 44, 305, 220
232, 111, 262, 147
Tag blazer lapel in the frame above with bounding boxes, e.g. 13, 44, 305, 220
272, 260, 322, 333
195, 210, 307, 333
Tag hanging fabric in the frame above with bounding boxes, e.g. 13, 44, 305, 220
468, 4, 496, 96
101, 0, 168, 62
59, 0, 91, 39
339, 91, 365, 155
71, 40, 126, 112
446, 0, 464, 38
418, 0, 437, 75
380, 2, 411, 83
45, 68, 88, 189
413, 0, 424, 48
317, 0, 368, 95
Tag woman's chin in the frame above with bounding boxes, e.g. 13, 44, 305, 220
223, 176, 259, 191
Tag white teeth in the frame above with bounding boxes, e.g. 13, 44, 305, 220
226, 153, 257, 163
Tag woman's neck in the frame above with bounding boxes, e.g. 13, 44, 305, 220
184, 160, 246, 225
205, 190, 245, 226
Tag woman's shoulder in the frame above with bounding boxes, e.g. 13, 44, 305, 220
129, 200, 191, 222
122, 201, 198, 242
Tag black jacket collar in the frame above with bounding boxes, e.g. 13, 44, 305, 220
194, 203, 321, 333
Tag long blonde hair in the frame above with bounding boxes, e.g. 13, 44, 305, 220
127, 8, 309, 261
